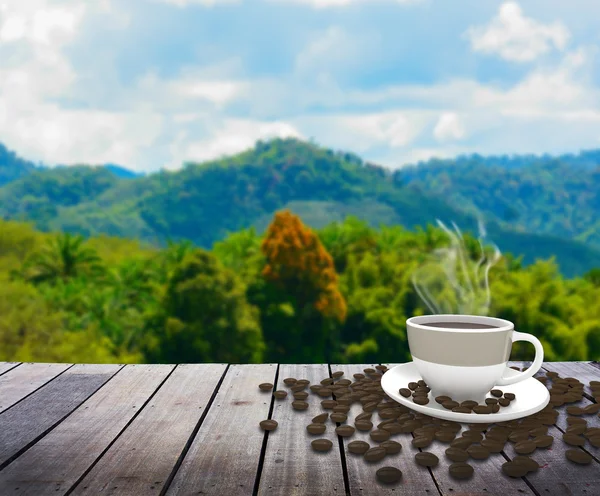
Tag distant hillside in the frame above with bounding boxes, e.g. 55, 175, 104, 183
103, 164, 142, 179
0, 138, 599, 277
395, 152, 600, 247
0, 143, 38, 186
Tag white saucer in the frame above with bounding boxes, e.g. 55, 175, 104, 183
381, 362, 550, 423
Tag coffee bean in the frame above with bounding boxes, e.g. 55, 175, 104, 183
364, 368, 376, 374
529, 426, 548, 437
584, 427, 600, 438
370, 429, 391, 442
434, 430, 456, 443
310, 385, 322, 393
356, 411, 372, 422
273, 390, 288, 399
481, 439, 504, 453
460, 400, 478, 409
283, 377, 297, 386
462, 430, 483, 442
259, 419, 278, 431
291, 384, 306, 393
563, 433, 585, 446
473, 405, 492, 414
491, 404, 500, 413
321, 400, 337, 409
490, 389, 503, 398
408, 382, 418, 390
452, 407, 472, 414
333, 405, 350, 414
467, 445, 490, 460
435, 395, 451, 404
292, 400, 309, 410
415, 452, 439, 467
399, 388, 411, 398
332, 371, 344, 379
513, 456, 540, 473
312, 439, 333, 452
348, 440, 370, 454
514, 440, 536, 454
336, 425, 355, 437
584, 403, 600, 414
382, 423, 404, 435
449, 462, 474, 480
259, 383, 274, 392
504, 393, 516, 401
442, 400, 459, 410
588, 435, 600, 448
445, 447, 469, 462
485, 398, 498, 406
364, 446, 387, 462
565, 449, 593, 465
318, 388, 333, 398
486, 428, 509, 442
293, 391, 309, 400
450, 437, 473, 449
566, 406, 583, 416
376, 466, 402, 484
498, 398, 510, 407
532, 435, 553, 448
307, 423, 326, 435
413, 396, 429, 405
337, 379, 352, 386
331, 413, 348, 423
566, 416, 587, 425
412, 436, 433, 448
296, 379, 310, 387
313, 413, 328, 423
502, 461, 529, 478
320, 378, 334, 386
380, 440, 402, 454
546, 371, 559, 378
363, 401, 378, 412
355, 420, 373, 432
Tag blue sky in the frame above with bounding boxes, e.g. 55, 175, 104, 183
1, 0, 600, 172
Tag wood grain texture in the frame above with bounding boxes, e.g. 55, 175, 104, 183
0, 363, 122, 469
0, 362, 72, 414
339, 363, 439, 496
0, 364, 172, 495
165, 364, 277, 496
386, 363, 533, 496
256, 364, 346, 496
0, 363, 20, 376
70, 364, 227, 496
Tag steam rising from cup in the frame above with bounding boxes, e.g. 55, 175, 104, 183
412, 219, 502, 315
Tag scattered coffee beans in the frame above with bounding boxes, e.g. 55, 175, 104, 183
376, 466, 402, 484
259, 383, 274, 392
415, 452, 439, 467
273, 390, 288, 399
449, 462, 474, 479
364, 446, 387, 462
370, 429, 391, 442
490, 389, 503, 398
307, 423, 326, 435
259, 419, 278, 431
565, 449, 593, 465
502, 461, 529, 478
348, 440, 370, 454
292, 400, 309, 410
282, 377, 297, 386
380, 440, 402, 455
311, 439, 333, 452
445, 447, 469, 462
312, 413, 328, 423
336, 425, 355, 437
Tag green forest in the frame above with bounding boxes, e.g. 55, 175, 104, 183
1, 211, 599, 365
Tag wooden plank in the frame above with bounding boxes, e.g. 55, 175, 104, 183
165, 364, 277, 496
0, 363, 73, 414
386, 363, 533, 496
335, 363, 439, 495
256, 364, 345, 495
69, 364, 227, 496
505, 361, 600, 495
0, 364, 174, 495
0, 363, 122, 469
0, 363, 20, 377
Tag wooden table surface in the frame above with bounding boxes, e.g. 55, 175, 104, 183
0, 361, 598, 496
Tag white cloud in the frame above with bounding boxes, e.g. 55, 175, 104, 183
154, 0, 241, 6
434, 113, 465, 142
268, 0, 421, 7
465, 2, 570, 62
166, 119, 303, 168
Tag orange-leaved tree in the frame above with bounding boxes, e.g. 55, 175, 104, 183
259, 210, 346, 362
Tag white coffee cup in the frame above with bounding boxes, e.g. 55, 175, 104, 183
406, 314, 544, 403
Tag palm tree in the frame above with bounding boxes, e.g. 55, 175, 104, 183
22, 232, 104, 284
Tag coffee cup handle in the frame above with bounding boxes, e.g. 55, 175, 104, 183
495, 331, 544, 386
